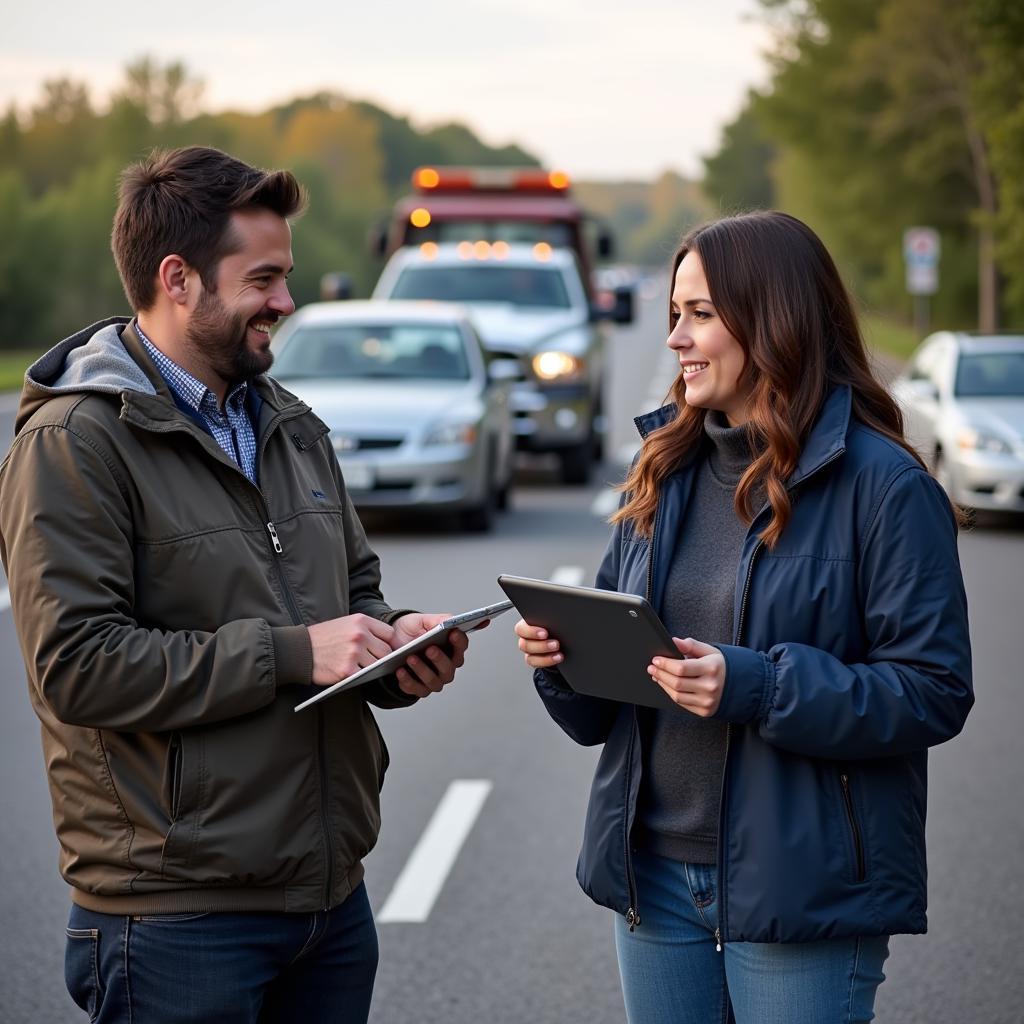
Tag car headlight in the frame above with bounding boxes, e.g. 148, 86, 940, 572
532, 351, 584, 381
424, 421, 478, 446
957, 427, 1014, 455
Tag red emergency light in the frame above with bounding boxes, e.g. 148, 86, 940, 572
412, 167, 571, 194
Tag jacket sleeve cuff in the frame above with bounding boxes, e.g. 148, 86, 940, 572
712, 643, 774, 723
534, 666, 575, 695
271, 625, 314, 687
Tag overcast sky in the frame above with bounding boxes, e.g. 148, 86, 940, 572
2, 0, 773, 180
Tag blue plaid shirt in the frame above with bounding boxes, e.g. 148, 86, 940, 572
136, 324, 258, 484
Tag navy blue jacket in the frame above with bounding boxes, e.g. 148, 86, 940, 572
535, 386, 973, 942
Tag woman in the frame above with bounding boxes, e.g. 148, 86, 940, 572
515, 212, 973, 1024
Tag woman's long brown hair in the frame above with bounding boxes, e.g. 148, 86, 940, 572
612, 211, 927, 547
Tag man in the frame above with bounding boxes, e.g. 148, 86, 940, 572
0, 146, 472, 1023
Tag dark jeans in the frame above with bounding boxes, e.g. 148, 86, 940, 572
64, 882, 378, 1023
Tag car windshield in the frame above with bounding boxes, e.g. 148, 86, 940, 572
273, 323, 470, 381
390, 265, 571, 309
954, 351, 1024, 397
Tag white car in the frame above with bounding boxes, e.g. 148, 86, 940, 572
270, 301, 515, 531
373, 243, 632, 483
891, 332, 1024, 514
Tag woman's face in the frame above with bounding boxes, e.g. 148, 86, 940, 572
667, 251, 751, 426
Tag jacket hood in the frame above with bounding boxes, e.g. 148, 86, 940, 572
16, 318, 155, 434
15, 317, 304, 437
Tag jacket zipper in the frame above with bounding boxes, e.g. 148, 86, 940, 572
623, 499, 664, 932
253, 413, 336, 908
129, 400, 337, 901
714, 445, 847, 949
839, 771, 866, 881
714, 535, 763, 953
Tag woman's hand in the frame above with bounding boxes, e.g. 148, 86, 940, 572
648, 637, 726, 717
514, 618, 563, 670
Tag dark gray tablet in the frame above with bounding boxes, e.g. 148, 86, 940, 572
295, 599, 513, 711
497, 574, 680, 711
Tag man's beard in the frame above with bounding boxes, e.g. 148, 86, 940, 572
184, 289, 275, 386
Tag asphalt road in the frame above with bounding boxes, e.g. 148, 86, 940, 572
1, 290, 1022, 1023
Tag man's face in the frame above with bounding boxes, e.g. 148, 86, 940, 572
184, 208, 295, 385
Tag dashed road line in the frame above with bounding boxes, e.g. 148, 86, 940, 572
378, 779, 492, 924
549, 565, 586, 587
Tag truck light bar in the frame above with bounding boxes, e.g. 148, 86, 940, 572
412, 167, 571, 193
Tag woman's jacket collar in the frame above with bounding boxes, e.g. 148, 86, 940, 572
633, 385, 853, 490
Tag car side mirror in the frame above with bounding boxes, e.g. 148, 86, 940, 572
905, 378, 939, 402
487, 358, 522, 384
593, 285, 635, 325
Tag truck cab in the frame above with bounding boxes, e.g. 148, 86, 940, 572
371, 166, 614, 300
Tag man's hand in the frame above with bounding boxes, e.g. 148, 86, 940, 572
308, 614, 396, 686
391, 612, 470, 698
647, 637, 727, 717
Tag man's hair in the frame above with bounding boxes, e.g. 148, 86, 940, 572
112, 146, 307, 311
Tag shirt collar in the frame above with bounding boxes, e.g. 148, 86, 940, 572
134, 321, 248, 415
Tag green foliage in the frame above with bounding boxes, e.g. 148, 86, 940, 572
702, 94, 776, 213
0, 61, 542, 352
702, 0, 1023, 330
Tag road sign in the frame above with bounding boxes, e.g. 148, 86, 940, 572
904, 227, 940, 296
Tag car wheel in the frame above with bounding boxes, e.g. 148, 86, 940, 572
496, 474, 512, 512
559, 439, 592, 485
461, 466, 497, 532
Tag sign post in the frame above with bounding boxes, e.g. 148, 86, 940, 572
903, 227, 940, 338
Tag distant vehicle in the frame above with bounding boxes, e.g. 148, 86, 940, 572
270, 300, 515, 531
372, 242, 633, 484
370, 166, 615, 300
891, 332, 1024, 514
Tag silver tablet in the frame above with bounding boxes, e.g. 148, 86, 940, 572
294, 599, 513, 711
497, 574, 680, 711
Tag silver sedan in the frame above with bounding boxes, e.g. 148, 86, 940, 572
270, 301, 515, 531
891, 332, 1024, 514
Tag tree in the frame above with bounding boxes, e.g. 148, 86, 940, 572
702, 93, 776, 213
748, 0, 993, 329
970, 0, 1024, 324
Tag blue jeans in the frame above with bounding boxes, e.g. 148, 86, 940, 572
64, 882, 378, 1023
615, 850, 889, 1024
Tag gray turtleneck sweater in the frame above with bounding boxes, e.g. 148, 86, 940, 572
635, 411, 754, 864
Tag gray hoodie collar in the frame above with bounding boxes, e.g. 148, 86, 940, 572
26, 317, 157, 398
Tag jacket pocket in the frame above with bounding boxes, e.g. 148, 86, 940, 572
64, 927, 101, 1021
160, 734, 202, 873
164, 733, 183, 819
370, 714, 390, 791
839, 769, 867, 882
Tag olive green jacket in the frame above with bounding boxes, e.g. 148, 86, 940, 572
0, 318, 415, 914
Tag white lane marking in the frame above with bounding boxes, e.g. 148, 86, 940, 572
0, 586, 9, 611
378, 779, 492, 924
590, 488, 621, 518
550, 565, 586, 586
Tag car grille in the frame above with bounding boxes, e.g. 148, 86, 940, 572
354, 437, 403, 450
